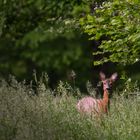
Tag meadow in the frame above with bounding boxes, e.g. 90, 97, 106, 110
0, 75, 140, 140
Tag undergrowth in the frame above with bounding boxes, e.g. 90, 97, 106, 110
0, 75, 140, 140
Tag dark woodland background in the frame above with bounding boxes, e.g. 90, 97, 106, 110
0, 0, 140, 91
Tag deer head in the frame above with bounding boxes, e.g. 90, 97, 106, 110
100, 72, 118, 91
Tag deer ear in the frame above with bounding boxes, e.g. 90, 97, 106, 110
111, 73, 118, 82
99, 72, 106, 80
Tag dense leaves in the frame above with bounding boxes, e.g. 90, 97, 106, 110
0, 0, 91, 81
81, 0, 140, 65
1, 0, 140, 87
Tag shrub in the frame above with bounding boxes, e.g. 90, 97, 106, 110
0, 76, 140, 140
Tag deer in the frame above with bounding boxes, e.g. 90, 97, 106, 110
77, 72, 118, 116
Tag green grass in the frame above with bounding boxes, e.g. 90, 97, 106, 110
0, 76, 140, 140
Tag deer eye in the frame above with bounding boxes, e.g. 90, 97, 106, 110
108, 80, 112, 84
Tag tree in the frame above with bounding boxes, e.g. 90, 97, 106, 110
80, 0, 140, 66
0, 0, 89, 76
0, 0, 110, 89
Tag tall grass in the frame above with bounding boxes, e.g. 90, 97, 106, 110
0, 76, 140, 140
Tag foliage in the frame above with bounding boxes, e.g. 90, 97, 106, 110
0, 76, 140, 140
121, 78, 140, 97
0, 0, 92, 81
81, 0, 140, 65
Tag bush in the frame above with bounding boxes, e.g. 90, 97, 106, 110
0, 76, 140, 140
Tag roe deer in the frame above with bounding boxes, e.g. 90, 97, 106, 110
77, 72, 118, 116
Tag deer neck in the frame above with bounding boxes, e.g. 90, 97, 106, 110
103, 89, 109, 105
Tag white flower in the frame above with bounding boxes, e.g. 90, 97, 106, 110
128, 78, 131, 82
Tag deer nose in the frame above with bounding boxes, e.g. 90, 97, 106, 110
106, 87, 111, 90
105, 84, 110, 90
